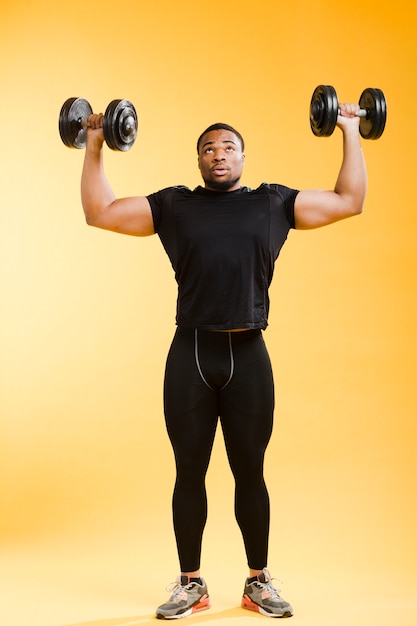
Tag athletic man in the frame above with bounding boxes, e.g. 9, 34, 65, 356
80, 103, 366, 618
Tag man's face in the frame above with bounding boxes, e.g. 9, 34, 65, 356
198, 129, 245, 192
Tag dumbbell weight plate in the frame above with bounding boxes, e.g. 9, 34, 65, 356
59, 97, 93, 148
310, 85, 339, 137
359, 88, 387, 140
103, 99, 138, 151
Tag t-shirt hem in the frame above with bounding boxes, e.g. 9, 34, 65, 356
176, 321, 268, 331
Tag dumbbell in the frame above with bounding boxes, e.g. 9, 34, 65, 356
59, 97, 138, 151
310, 85, 387, 140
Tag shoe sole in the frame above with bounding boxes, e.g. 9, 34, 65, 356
242, 595, 293, 618
156, 596, 211, 619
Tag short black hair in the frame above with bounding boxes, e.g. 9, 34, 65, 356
197, 123, 245, 153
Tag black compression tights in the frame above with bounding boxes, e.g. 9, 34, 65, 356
163, 327, 275, 572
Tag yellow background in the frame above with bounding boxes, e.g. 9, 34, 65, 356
1, 1, 416, 625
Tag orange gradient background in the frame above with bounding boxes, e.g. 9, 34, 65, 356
1, 1, 416, 625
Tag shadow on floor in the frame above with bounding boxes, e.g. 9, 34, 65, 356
63, 607, 265, 626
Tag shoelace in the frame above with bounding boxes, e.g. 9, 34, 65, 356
257, 569, 284, 599
166, 580, 197, 602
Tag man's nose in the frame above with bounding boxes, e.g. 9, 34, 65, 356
213, 152, 225, 161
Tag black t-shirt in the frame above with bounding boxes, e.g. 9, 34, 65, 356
147, 183, 299, 330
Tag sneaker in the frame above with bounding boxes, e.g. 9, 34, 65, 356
241, 568, 293, 618
156, 576, 210, 619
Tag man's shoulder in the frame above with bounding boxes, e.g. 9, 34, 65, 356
149, 185, 191, 196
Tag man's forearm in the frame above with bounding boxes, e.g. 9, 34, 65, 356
334, 126, 368, 213
81, 143, 116, 225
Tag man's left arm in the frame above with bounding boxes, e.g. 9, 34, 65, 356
294, 103, 368, 230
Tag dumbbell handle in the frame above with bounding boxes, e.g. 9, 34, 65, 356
338, 107, 368, 118
77, 113, 136, 136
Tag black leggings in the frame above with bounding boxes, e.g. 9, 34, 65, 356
163, 327, 274, 572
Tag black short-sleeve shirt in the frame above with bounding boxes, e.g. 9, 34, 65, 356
147, 183, 298, 330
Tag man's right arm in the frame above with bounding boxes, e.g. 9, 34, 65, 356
81, 113, 155, 237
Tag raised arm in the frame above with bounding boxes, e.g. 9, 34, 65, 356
81, 113, 155, 236
294, 103, 368, 230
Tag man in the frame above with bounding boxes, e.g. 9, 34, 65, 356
80, 103, 366, 619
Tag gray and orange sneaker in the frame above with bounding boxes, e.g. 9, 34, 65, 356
156, 576, 210, 619
241, 568, 293, 618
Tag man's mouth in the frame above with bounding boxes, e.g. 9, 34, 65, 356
211, 166, 229, 175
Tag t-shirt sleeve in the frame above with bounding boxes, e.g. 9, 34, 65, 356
147, 186, 190, 234
277, 185, 299, 229
262, 183, 299, 229
146, 188, 168, 233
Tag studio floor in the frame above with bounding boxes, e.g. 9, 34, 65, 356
1, 519, 416, 626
